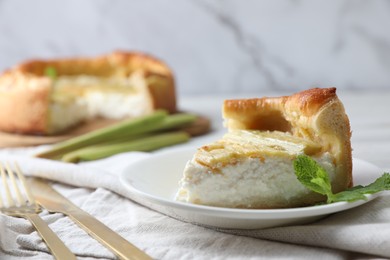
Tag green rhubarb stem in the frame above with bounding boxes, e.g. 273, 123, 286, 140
35, 110, 168, 159
149, 113, 198, 132
62, 131, 190, 163
98, 113, 197, 143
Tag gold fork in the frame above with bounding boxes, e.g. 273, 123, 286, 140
0, 162, 76, 260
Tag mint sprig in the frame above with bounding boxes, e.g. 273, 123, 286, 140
294, 155, 390, 204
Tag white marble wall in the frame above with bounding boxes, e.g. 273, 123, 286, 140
1, 0, 390, 95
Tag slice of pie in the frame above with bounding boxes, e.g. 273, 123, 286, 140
0, 51, 176, 135
176, 88, 352, 208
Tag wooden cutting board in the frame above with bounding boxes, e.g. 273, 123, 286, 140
0, 114, 211, 148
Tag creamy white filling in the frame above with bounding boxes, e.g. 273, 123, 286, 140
176, 153, 335, 208
49, 98, 89, 134
83, 92, 149, 119
49, 93, 150, 133
48, 74, 151, 133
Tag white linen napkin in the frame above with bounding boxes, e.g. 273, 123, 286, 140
1, 143, 390, 259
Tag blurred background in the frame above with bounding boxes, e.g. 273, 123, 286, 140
1, 0, 390, 96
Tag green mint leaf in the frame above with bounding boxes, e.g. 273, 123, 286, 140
331, 190, 367, 203
294, 154, 390, 204
293, 155, 333, 199
348, 173, 390, 194
44, 66, 57, 80
331, 173, 390, 203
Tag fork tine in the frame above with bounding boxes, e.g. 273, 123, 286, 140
14, 162, 35, 205
0, 162, 76, 259
5, 162, 25, 206
0, 162, 13, 207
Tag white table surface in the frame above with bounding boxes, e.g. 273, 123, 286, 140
1, 90, 389, 259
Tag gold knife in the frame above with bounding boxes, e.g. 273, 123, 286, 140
28, 178, 152, 260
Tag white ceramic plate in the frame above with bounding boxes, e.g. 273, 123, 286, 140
120, 147, 382, 229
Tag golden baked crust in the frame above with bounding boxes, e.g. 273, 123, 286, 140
222, 87, 352, 195
0, 51, 176, 134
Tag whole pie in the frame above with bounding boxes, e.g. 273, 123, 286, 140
0, 51, 176, 135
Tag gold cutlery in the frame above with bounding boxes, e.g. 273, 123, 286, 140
0, 162, 76, 260
28, 177, 152, 260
